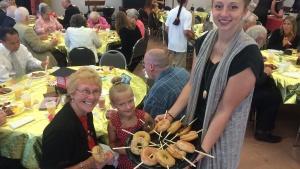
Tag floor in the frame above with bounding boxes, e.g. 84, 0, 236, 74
132, 36, 300, 169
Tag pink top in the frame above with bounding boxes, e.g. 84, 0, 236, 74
34, 16, 63, 35
136, 19, 145, 38
87, 16, 110, 29
110, 109, 145, 169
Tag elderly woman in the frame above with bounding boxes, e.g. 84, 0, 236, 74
115, 11, 141, 68
87, 11, 110, 29
65, 14, 102, 63
268, 16, 300, 50
35, 3, 63, 35
41, 67, 115, 169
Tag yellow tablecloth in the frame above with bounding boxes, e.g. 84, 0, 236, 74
261, 50, 300, 104
0, 66, 147, 168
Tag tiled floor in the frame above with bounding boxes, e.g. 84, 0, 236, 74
133, 36, 300, 168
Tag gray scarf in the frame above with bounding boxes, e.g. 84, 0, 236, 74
183, 27, 257, 169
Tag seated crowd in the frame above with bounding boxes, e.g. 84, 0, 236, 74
1, 0, 300, 168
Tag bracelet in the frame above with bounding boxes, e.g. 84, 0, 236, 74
79, 162, 83, 169
167, 112, 174, 120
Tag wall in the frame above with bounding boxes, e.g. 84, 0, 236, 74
51, 0, 295, 16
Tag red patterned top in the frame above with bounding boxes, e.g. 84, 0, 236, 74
110, 109, 145, 169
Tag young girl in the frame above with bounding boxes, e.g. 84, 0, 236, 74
107, 76, 152, 169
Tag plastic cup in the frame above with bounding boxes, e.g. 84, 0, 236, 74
89, 65, 95, 70
106, 28, 110, 34
98, 95, 106, 109
103, 66, 110, 76
21, 94, 31, 108
45, 101, 56, 116
12, 84, 22, 99
277, 63, 285, 73
268, 52, 274, 63
284, 62, 291, 71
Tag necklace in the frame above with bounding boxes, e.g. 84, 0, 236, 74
203, 60, 218, 99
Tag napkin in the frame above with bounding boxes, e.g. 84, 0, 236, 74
9, 116, 35, 129
282, 72, 300, 79
99, 143, 119, 168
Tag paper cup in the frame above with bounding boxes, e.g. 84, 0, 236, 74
12, 84, 22, 99
98, 96, 106, 109
284, 62, 291, 71
45, 101, 56, 116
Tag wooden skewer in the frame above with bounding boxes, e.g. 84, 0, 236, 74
163, 132, 171, 140
167, 165, 169, 169
122, 129, 134, 135
134, 161, 143, 169
196, 129, 203, 134
170, 134, 178, 141
139, 119, 145, 123
164, 110, 167, 119
179, 115, 185, 122
164, 139, 176, 144
188, 118, 198, 126
159, 131, 162, 140
194, 150, 215, 158
88, 151, 96, 154
182, 156, 196, 167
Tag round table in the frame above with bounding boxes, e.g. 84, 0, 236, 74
0, 66, 147, 168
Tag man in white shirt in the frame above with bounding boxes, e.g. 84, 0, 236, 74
0, 27, 48, 83
165, 0, 192, 68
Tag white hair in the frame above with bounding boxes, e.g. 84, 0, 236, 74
6, 5, 17, 18
14, 7, 29, 23
89, 11, 100, 19
246, 25, 267, 40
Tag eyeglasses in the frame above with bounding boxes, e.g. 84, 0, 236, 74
76, 89, 101, 97
141, 60, 169, 68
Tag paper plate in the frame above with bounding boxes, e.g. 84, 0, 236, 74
0, 87, 13, 96
27, 71, 49, 79
5, 104, 25, 118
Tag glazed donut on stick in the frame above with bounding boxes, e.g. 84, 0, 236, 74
140, 147, 158, 166
155, 150, 176, 168
156, 119, 171, 132
142, 120, 157, 134
176, 140, 195, 153
133, 131, 151, 142
130, 137, 149, 155
180, 131, 198, 141
92, 145, 105, 163
176, 124, 191, 136
167, 120, 182, 134
166, 144, 186, 160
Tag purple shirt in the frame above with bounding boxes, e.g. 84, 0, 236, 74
87, 16, 110, 29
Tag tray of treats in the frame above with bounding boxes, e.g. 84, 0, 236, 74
125, 119, 209, 169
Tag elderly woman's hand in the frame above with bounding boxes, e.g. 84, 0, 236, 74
0, 110, 7, 126
94, 24, 101, 29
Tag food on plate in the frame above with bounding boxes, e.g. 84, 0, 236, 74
264, 64, 278, 70
31, 71, 46, 77
133, 131, 151, 142
0, 85, 12, 95
166, 144, 186, 160
176, 140, 195, 153
142, 120, 157, 134
130, 137, 149, 155
176, 124, 191, 136
156, 119, 171, 132
155, 150, 176, 168
180, 131, 199, 141
167, 120, 182, 134
1, 102, 23, 117
140, 147, 158, 166
92, 145, 105, 163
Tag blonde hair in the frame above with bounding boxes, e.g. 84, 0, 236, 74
115, 11, 135, 33
109, 76, 133, 103
280, 16, 297, 37
66, 67, 102, 102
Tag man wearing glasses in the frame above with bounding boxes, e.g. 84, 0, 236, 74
142, 48, 190, 120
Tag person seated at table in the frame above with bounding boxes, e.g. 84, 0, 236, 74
34, 3, 63, 35
267, 16, 300, 50
41, 67, 115, 169
246, 25, 282, 143
0, 1, 9, 25
114, 11, 142, 67
0, 5, 16, 28
142, 49, 190, 120
65, 14, 102, 64
13, 7, 67, 67
126, 8, 145, 38
253, 0, 283, 27
107, 76, 153, 169
0, 110, 6, 126
59, 0, 80, 29
4, 0, 16, 6
87, 11, 110, 30
0, 27, 49, 83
